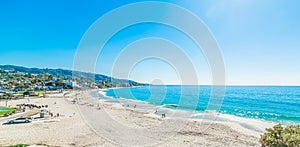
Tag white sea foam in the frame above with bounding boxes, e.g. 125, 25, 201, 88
96, 88, 276, 133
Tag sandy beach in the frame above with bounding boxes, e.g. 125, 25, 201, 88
0, 89, 275, 146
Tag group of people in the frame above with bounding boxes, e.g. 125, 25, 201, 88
125, 104, 137, 108
17, 103, 48, 112
49, 112, 60, 117
154, 108, 166, 118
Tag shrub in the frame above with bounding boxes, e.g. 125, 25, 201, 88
260, 124, 300, 147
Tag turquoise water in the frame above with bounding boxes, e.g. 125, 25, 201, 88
104, 86, 300, 123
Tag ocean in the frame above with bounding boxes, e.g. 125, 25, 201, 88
102, 85, 300, 124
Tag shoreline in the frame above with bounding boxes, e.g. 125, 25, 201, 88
0, 89, 273, 146
77, 89, 265, 146
98, 88, 276, 134
100, 86, 300, 125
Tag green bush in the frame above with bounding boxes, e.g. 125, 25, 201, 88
260, 124, 300, 147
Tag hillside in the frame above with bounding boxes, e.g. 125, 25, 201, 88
0, 65, 143, 87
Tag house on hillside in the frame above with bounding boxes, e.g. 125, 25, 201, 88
0, 87, 5, 92
0, 89, 12, 98
64, 80, 74, 87
0, 81, 7, 85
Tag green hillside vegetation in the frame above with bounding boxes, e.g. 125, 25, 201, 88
0, 65, 145, 97
0, 65, 142, 86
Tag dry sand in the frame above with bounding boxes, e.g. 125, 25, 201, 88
0, 90, 274, 146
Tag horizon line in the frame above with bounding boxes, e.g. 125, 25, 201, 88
1, 64, 299, 87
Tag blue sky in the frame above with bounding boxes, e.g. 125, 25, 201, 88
0, 0, 299, 85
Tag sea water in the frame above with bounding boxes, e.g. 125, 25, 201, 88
103, 86, 300, 124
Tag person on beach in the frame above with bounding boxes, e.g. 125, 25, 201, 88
162, 113, 166, 118
134, 105, 136, 108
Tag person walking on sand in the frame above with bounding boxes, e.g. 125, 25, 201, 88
162, 113, 166, 118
